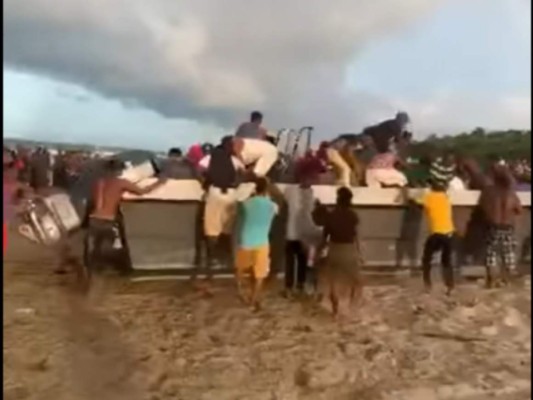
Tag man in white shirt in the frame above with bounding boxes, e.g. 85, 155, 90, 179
232, 136, 279, 178
283, 178, 321, 295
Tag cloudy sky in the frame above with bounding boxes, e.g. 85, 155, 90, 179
4, 0, 531, 150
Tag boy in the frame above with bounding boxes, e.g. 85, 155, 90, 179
416, 180, 455, 295
235, 177, 278, 310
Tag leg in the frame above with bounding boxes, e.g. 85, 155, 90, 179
295, 241, 308, 292
349, 275, 363, 308
204, 236, 219, 281
328, 274, 340, 317
327, 148, 351, 187
86, 228, 104, 274
253, 148, 278, 177
440, 235, 454, 294
250, 245, 270, 310
235, 248, 252, 304
484, 228, 498, 288
284, 241, 297, 292
250, 277, 265, 311
421, 235, 438, 291
500, 228, 517, 284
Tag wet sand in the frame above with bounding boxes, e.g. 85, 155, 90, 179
3, 260, 531, 400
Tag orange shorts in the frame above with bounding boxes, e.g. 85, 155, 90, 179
235, 245, 270, 279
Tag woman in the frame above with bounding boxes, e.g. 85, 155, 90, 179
318, 187, 363, 318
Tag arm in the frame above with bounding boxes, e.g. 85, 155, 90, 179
94, 180, 104, 211
394, 154, 408, 170
198, 155, 211, 171
232, 138, 246, 165
121, 178, 166, 196
259, 127, 268, 140
232, 156, 245, 171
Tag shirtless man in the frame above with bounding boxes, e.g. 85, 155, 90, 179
86, 158, 166, 274
478, 165, 522, 287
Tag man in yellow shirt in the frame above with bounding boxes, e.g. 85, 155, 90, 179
416, 180, 455, 295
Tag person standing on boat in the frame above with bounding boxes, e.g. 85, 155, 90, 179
232, 134, 279, 178
235, 111, 268, 140
235, 177, 278, 311
86, 159, 166, 274
196, 136, 245, 281
365, 142, 408, 188
478, 165, 522, 287
362, 112, 410, 153
317, 138, 363, 187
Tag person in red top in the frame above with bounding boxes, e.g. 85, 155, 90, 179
294, 150, 327, 183
187, 144, 204, 168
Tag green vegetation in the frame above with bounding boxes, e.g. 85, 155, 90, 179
410, 128, 531, 163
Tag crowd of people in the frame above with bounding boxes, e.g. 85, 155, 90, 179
3, 111, 529, 317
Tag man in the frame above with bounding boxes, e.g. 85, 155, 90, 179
478, 165, 522, 287
429, 150, 456, 189
283, 176, 321, 297
86, 158, 166, 274
235, 177, 278, 311
235, 111, 268, 140
362, 112, 410, 153
318, 137, 363, 187
416, 179, 455, 295
232, 135, 279, 178
160, 148, 196, 179
456, 155, 489, 190
196, 136, 245, 280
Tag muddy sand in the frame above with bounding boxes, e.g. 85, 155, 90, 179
3, 260, 531, 400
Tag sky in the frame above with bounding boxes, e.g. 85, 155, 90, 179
3, 0, 531, 151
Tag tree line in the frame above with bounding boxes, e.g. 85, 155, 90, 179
410, 128, 531, 164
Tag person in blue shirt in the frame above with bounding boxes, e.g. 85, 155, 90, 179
235, 177, 278, 310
